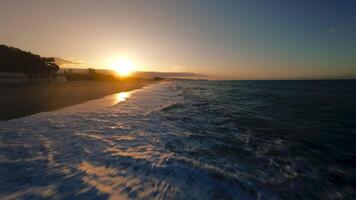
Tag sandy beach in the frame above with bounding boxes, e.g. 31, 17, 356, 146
0, 80, 151, 120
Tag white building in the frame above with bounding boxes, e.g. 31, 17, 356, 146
0, 72, 66, 83
0, 72, 28, 83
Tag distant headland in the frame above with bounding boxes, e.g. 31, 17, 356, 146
0, 44, 157, 120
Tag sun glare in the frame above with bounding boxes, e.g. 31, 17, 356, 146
115, 91, 131, 103
110, 58, 136, 77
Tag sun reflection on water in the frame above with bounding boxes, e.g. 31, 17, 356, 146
114, 92, 131, 104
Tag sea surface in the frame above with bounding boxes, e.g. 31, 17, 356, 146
0, 80, 355, 199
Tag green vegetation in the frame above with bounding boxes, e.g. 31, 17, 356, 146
64, 68, 119, 81
0, 44, 59, 73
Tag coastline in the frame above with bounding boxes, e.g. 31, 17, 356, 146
0, 80, 153, 121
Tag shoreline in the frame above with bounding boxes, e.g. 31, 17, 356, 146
0, 80, 153, 121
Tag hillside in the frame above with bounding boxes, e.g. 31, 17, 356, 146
0, 44, 59, 73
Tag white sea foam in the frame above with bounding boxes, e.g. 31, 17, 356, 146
1, 81, 220, 199
1, 80, 354, 199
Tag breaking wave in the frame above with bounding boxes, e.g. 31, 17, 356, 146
1, 80, 355, 199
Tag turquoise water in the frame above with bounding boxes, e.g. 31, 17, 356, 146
0, 80, 355, 199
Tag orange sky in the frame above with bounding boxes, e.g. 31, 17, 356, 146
1, 0, 355, 79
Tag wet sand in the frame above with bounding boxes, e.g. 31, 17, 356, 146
0, 80, 151, 121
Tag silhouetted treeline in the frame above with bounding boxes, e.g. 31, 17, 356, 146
64, 68, 118, 81
0, 44, 59, 73
152, 77, 164, 81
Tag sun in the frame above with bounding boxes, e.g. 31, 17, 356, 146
110, 58, 136, 77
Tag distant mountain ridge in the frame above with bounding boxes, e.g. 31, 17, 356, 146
0, 44, 59, 73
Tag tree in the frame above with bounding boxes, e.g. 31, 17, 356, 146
0, 44, 60, 73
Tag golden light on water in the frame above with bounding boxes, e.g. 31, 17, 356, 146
115, 92, 131, 103
109, 57, 136, 77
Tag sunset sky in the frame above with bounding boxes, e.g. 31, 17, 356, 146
1, 0, 355, 79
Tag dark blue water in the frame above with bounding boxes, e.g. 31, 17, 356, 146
168, 80, 356, 199
0, 80, 355, 199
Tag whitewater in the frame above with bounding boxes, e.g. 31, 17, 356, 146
0, 80, 355, 199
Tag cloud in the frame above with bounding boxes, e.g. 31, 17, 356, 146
54, 57, 83, 66
329, 28, 337, 33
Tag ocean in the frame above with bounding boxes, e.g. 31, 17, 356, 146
0, 80, 355, 199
